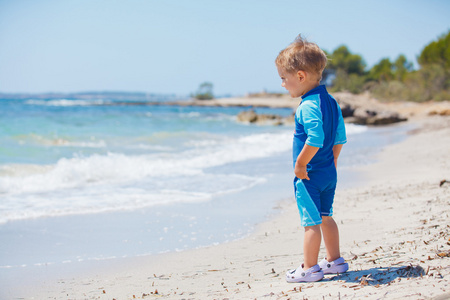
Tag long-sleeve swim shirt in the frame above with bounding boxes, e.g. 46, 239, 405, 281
293, 85, 347, 172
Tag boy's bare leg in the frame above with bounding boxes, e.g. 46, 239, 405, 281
320, 216, 341, 262
303, 224, 321, 269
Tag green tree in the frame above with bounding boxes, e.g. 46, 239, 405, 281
331, 69, 366, 94
368, 58, 394, 82
410, 64, 448, 100
193, 82, 214, 100
326, 45, 366, 92
393, 54, 413, 82
328, 45, 366, 75
367, 55, 414, 101
418, 30, 450, 69
324, 31, 450, 101
414, 31, 450, 100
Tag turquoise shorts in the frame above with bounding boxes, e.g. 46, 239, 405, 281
294, 172, 336, 227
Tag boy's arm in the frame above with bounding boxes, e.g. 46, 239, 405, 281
295, 101, 323, 180
333, 103, 347, 168
295, 144, 319, 180
332, 144, 343, 168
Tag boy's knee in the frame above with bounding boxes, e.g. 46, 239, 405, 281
321, 216, 334, 224
304, 224, 321, 231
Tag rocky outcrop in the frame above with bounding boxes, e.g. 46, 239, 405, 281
345, 107, 407, 125
237, 110, 294, 125
429, 108, 450, 116
339, 102, 355, 118
237, 110, 258, 123
334, 92, 408, 125
237, 92, 408, 126
233, 92, 450, 126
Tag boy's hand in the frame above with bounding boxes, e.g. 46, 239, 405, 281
295, 164, 310, 180
294, 145, 318, 180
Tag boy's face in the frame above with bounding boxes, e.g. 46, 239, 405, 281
276, 67, 307, 98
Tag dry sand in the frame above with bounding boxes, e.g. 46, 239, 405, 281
16, 102, 450, 299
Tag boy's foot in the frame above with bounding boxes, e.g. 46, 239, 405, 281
286, 264, 324, 283
318, 257, 349, 274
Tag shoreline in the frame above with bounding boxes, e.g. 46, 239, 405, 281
6, 113, 449, 299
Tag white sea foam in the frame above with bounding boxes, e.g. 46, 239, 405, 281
0, 124, 365, 224
345, 123, 368, 135
0, 130, 292, 223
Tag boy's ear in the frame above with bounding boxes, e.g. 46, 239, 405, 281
296, 70, 307, 82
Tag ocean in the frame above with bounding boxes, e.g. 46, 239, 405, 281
0, 96, 408, 271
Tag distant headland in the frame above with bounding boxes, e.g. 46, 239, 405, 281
0, 91, 179, 102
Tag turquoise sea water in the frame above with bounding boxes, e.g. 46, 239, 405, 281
0, 98, 296, 223
0, 97, 406, 270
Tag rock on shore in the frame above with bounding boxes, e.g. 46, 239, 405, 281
236, 109, 294, 125
334, 92, 408, 125
235, 92, 409, 126
196, 91, 450, 126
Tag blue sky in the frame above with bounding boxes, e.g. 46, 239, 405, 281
0, 0, 449, 96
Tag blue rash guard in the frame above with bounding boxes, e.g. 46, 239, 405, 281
293, 85, 347, 227
293, 85, 347, 172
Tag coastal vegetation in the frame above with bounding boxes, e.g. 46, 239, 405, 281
192, 81, 214, 100
324, 30, 450, 102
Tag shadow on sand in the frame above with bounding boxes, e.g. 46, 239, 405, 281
323, 265, 426, 286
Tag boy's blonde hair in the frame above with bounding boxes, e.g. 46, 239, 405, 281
275, 35, 327, 81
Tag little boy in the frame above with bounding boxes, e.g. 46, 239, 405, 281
275, 35, 349, 283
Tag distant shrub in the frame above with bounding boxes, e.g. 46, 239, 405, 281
193, 82, 214, 100
326, 30, 450, 102
329, 69, 365, 94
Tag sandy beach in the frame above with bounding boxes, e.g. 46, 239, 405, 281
6, 98, 450, 299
